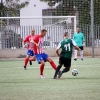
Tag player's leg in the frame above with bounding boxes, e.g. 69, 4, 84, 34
53, 56, 63, 79
53, 64, 62, 79
48, 58, 57, 70
29, 60, 32, 65
24, 55, 30, 70
79, 46, 84, 60
29, 56, 36, 61
44, 54, 56, 70
24, 49, 32, 69
41, 53, 61, 78
29, 56, 36, 64
40, 60, 45, 78
74, 49, 77, 61
58, 58, 71, 79
35, 54, 45, 78
28, 50, 36, 65
80, 50, 83, 60
62, 67, 70, 74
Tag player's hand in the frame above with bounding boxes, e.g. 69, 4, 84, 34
79, 48, 81, 51
23, 44, 27, 48
83, 41, 85, 47
36, 44, 39, 48
23, 45, 26, 48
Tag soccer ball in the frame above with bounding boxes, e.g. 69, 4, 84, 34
72, 69, 78, 76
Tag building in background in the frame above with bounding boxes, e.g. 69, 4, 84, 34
0, 0, 49, 49
20, 0, 49, 26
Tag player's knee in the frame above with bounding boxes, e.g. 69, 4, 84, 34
47, 58, 52, 62
41, 63, 45, 66
33, 57, 36, 61
30, 57, 36, 61
26, 55, 30, 58
40, 61, 45, 65
58, 64, 60, 66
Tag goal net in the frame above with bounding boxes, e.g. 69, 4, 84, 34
0, 16, 76, 49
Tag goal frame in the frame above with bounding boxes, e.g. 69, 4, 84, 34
0, 16, 77, 33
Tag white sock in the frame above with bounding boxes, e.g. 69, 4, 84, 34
74, 50, 77, 59
80, 50, 83, 59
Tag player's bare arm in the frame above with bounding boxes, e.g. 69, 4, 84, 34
22, 41, 24, 47
30, 40, 39, 48
22, 41, 26, 48
56, 49, 60, 57
74, 46, 81, 51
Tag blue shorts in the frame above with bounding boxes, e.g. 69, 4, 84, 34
27, 50, 34, 56
35, 53, 48, 64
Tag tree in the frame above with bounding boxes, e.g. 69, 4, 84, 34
40, 0, 76, 15
0, 0, 30, 49
40, 0, 100, 24
0, 0, 29, 17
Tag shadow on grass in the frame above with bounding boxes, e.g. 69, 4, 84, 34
49, 77, 100, 80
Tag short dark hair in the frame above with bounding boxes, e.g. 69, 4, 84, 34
41, 29, 47, 33
64, 32, 68, 37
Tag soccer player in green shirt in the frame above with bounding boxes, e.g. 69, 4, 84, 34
53, 32, 81, 79
73, 28, 85, 61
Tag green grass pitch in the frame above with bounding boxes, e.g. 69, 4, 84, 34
0, 57, 100, 100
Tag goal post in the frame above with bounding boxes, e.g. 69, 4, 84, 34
0, 16, 76, 49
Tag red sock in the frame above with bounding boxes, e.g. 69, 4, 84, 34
24, 57, 29, 67
50, 61, 57, 70
40, 64, 44, 75
29, 57, 36, 61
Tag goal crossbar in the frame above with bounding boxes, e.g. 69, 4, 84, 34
0, 16, 76, 19
0, 16, 76, 33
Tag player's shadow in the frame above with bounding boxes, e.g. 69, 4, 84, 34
49, 77, 100, 80
60, 77, 100, 80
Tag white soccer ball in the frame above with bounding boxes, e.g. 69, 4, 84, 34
72, 69, 78, 76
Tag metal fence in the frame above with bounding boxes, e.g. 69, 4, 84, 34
80, 24, 100, 47
0, 24, 100, 49
0, 25, 65, 49
0, 16, 77, 49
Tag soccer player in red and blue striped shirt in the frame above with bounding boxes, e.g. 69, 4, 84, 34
22, 29, 37, 69
33, 29, 57, 78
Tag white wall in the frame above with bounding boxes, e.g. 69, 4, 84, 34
20, 0, 49, 26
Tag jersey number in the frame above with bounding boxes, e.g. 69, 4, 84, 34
64, 43, 71, 51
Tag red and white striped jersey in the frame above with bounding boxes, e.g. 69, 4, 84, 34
28, 36, 35, 50
23, 34, 36, 50
33, 35, 44, 54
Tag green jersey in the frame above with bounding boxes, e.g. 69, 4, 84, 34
57, 38, 77, 59
73, 32, 85, 46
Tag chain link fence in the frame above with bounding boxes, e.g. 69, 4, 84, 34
0, 0, 100, 49
0, 19, 100, 49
